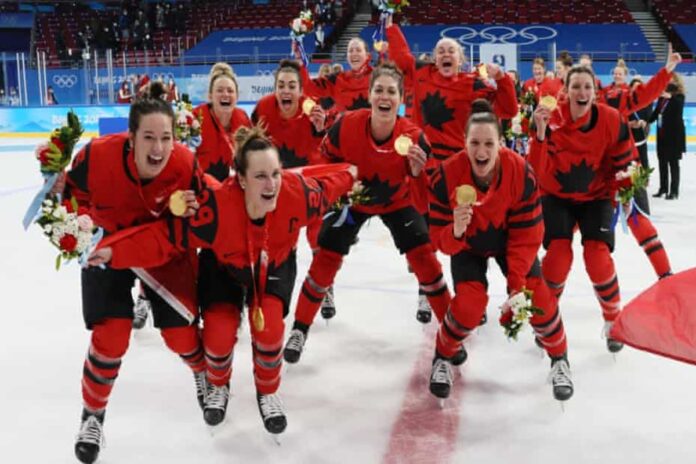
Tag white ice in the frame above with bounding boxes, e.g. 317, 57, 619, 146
1, 138, 695, 464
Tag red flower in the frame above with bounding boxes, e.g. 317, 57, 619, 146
59, 234, 78, 252
521, 117, 529, 134
394, 0, 402, 4
77, 206, 89, 216
617, 177, 632, 190
186, 115, 193, 126
50, 137, 65, 152
38, 148, 50, 166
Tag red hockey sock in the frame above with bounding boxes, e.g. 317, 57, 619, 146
294, 249, 344, 327
628, 213, 672, 279
405, 243, 451, 322
527, 276, 567, 358
583, 240, 621, 322
251, 296, 284, 395
542, 239, 573, 301
82, 318, 132, 413
161, 325, 205, 373
202, 303, 240, 387
436, 281, 487, 358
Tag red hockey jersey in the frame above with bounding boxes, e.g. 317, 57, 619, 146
599, 68, 671, 117
528, 101, 634, 201
192, 103, 251, 181
321, 109, 430, 215
386, 24, 518, 162
65, 132, 199, 234
429, 147, 543, 293
300, 63, 372, 114
251, 94, 324, 168
102, 167, 355, 288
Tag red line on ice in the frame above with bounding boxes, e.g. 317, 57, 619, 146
382, 325, 464, 464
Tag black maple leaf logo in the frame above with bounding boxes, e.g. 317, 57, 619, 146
421, 91, 455, 131
362, 174, 401, 206
278, 144, 305, 169
205, 158, 230, 182
467, 222, 507, 255
347, 94, 370, 111
320, 96, 335, 110
554, 159, 595, 194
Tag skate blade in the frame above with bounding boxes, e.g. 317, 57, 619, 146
325, 319, 330, 327
266, 433, 282, 446
558, 400, 566, 413
438, 399, 446, 409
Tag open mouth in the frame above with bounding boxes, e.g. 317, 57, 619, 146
219, 99, 232, 107
280, 98, 293, 111
261, 192, 276, 201
377, 103, 392, 114
441, 61, 453, 71
474, 158, 489, 167
576, 99, 590, 106
147, 154, 164, 166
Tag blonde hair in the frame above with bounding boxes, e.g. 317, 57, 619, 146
433, 37, 466, 70
208, 62, 238, 96
318, 63, 332, 78
670, 72, 686, 95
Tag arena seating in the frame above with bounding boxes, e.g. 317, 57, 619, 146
650, 0, 695, 54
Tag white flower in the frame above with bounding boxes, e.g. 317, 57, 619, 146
512, 123, 522, 134
43, 224, 52, 234
77, 214, 93, 232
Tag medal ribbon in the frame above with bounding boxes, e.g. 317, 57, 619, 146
247, 217, 270, 332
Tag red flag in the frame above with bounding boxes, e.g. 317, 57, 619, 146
611, 268, 696, 366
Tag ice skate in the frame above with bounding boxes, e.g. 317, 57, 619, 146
257, 393, 287, 435
320, 286, 336, 321
283, 329, 306, 364
450, 345, 467, 367
132, 295, 151, 330
74, 409, 104, 464
548, 355, 574, 405
204, 384, 230, 426
603, 322, 624, 354
429, 357, 453, 400
416, 293, 432, 324
194, 370, 207, 411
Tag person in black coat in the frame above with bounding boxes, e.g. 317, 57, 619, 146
650, 72, 686, 200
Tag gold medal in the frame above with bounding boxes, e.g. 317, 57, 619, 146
539, 95, 557, 111
302, 98, 316, 116
394, 135, 413, 156
477, 63, 488, 80
373, 40, 384, 52
455, 185, 477, 206
252, 306, 265, 332
168, 190, 187, 216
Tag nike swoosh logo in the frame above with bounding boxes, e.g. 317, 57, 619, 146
268, 275, 280, 281
405, 220, 414, 227
600, 227, 610, 232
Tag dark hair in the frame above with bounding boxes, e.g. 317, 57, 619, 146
233, 125, 278, 175
465, 99, 501, 137
275, 59, 302, 90
629, 77, 643, 88
128, 81, 174, 134
369, 61, 404, 97
565, 65, 597, 90
557, 51, 573, 68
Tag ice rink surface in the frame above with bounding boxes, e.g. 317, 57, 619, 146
1, 138, 695, 463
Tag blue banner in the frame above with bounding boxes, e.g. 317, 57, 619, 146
361, 24, 655, 61
0, 13, 35, 29
674, 25, 696, 56
184, 27, 331, 59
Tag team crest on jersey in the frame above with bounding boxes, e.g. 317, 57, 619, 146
555, 159, 595, 194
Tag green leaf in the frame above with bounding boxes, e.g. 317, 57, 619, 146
55, 254, 62, 271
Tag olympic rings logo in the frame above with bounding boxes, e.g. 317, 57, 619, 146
440, 26, 558, 46
151, 72, 176, 82
52, 74, 78, 88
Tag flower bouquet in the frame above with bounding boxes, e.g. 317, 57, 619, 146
380, 0, 409, 14
505, 111, 531, 155
37, 197, 99, 270
174, 100, 202, 150
22, 110, 83, 230
616, 161, 652, 205
326, 181, 371, 227
499, 288, 544, 340
373, 0, 409, 52
290, 10, 314, 65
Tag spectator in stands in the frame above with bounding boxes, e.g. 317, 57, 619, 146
155, 2, 165, 30
650, 72, 686, 200
117, 81, 133, 104
8, 87, 19, 106
315, 23, 325, 52
45, 86, 58, 105
119, 8, 130, 41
